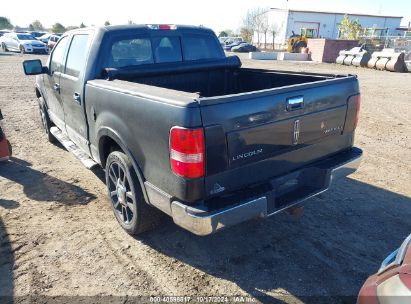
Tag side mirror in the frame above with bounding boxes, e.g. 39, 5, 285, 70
22, 59, 47, 75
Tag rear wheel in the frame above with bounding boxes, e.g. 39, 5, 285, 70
1, 43, 8, 52
105, 151, 161, 235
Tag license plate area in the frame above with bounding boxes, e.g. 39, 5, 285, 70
268, 167, 327, 213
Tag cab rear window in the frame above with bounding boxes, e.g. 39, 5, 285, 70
110, 38, 154, 68
152, 36, 182, 63
105, 33, 222, 68
182, 35, 222, 61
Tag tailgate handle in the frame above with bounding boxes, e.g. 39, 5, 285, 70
287, 96, 304, 111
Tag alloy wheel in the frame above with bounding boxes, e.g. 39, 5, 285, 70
107, 161, 136, 225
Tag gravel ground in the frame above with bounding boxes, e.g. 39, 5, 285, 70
0, 51, 410, 304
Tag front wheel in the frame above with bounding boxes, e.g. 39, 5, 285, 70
19, 45, 25, 54
38, 101, 55, 143
1, 43, 8, 52
105, 151, 161, 235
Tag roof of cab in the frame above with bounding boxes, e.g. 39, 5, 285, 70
64, 24, 216, 39
102, 24, 213, 32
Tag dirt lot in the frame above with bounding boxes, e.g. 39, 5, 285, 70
0, 51, 410, 304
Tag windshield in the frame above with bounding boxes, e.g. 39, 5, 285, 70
17, 34, 35, 40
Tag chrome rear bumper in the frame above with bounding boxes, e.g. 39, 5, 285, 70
171, 148, 363, 236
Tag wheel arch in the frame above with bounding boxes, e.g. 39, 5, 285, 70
97, 127, 149, 203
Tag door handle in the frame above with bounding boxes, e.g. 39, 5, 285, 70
53, 83, 60, 92
287, 96, 304, 111
73, 92, 81, 104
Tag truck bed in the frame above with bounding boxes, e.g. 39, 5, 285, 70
103, 56, 336, 98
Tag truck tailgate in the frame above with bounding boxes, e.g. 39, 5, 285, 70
200, 76, 360, 198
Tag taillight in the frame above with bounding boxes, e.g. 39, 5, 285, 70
354, 94, 361, 129
170, 127, 205, 178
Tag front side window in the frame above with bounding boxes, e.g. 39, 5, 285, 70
50, 36, 69, 74
65, 34, 89, 77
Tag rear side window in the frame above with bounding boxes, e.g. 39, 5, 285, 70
109, 38, 153, 68
182, 35, 222, 61
65, 34, 89, 77
152, 36, 182, 63
50, 36, 69, 74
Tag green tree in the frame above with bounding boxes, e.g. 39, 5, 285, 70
218, 31, 228, 37
0, 16, 13, 30
29, 24, 35, 31
338, 15, 362, 40
51, 23, 66, 33
31, 20, 44, 31
79, 22, 86, 28
218, 29, 235, 37
104, 21, 110, 26
65, 25, 79, 31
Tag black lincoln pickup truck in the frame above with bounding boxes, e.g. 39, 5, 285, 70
23, 24, 362, 236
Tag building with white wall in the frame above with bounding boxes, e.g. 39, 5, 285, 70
255, 8, 403, 47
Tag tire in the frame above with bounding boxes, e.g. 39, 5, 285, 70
20, 45, 25, 54
292, 41, 307, 53
105, 151, 161, 235
1, 43, 8, 52
38, 100, 55, 143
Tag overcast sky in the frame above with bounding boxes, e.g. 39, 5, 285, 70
3, 0, 411, 31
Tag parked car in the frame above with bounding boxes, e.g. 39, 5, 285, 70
22, 24, 362, 236
358, 234, 411, 304
38, 33, 52, 44
223, 37, 243, 45
218, 37, 229, 45
0, 110, 12, 161
231, 43, 257, 53
0, 29, 11, 38
47, 34, 62, 52
28, 31, 48, 39
223, 41, 243, 51
0, 32, 47, 54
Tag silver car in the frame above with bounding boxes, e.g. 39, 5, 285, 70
0, 32, 47, 54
